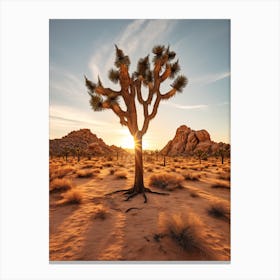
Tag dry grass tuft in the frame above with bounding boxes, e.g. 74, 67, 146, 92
149, 173, 184, 191
51, 166, 75, 180
184, 173, 200, 181
81, 164, 94, 169
94, 207, 108, 220
190, 191, 200, 198
59, 189, 82, 205
211, 182, 230, 189
208, 200, 230, 221
50, 178, 73, 193
92, 168, 101, 174
109, 168, 115, 175
103, 162, 113, 168
115, 171, 128, 179
161, 213, 211, 257
76, 169, 94, 178
218, 172, 231, 181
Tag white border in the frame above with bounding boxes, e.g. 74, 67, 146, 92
1, 1, 279, 279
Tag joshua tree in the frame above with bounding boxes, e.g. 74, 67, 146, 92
63, 148, 69, 162
85, 45, 187, 202
76, 147, 81, 162
218, 148, 226, 164
196, 149, 204, 164
154, 149, 159, 161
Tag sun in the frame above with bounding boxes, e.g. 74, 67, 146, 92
121, 135, 135, 149
120, 134, 149, 150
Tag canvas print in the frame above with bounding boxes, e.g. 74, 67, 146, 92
49, 19, 230, 261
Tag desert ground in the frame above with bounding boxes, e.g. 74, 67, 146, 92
49, 154, 230, 261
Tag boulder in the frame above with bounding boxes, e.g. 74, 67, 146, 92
160, 125, 230, 156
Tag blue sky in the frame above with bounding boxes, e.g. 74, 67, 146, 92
50, 19, 230, 150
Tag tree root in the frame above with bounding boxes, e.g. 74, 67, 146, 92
125, 207, 142, 213
106, 187, 169, 203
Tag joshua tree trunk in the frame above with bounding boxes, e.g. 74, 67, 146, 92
85, 45, 188, 202
133, 135, 144, 193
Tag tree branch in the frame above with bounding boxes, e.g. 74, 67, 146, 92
141, 94, 162, 136
110, 103, 129, 126
160, 64, 171, 82
95, 86, 120, 97
160, 88, 177, 100
135, 80, 144, 105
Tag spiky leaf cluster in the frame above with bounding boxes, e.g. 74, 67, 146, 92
152, 45, 165, 63
89, 94, 104, 111
135, 55, 154, 85
144, 70, 153, 84
170, 60, 180, 78
114, 45, 130, 68
106, 93, 120, 106
168, 51, 176, 61
108, 69, 120, 83
85, 76, 96, 94
171, 75, 188, 92
152, 45, 165, 56
137, 56, 150, 77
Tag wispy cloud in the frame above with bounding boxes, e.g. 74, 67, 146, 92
50, 64, 85, 102
88, 19, 177, 81
50, 104, 110, 127
163, 101, 208, 110
190, 71, 230, 86
117, 19, 176, 55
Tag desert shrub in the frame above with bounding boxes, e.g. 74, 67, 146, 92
223, 167, 230, 172
208, 200, 230, 221
103, 162, 113, 168
190, 166, 200, 171
60, 189, 82, 205
81, 164, 94, 169
115, 171, 128, 179
211, 182, 230, 189
149, 173, 184, 191
218, 172, 231, 181
92, 168, 101, 174
76, 169, 94, 178
147, 167, 153, 172
184, 173, 200, 181
50, 178, 73, 193
161, 213, 211, 257
109, 169, 115, 175
94, 207, 108, 220
53, 166, 75, 179
190, 191, 200, 198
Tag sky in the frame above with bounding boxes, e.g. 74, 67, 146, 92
49, 19, 230, 150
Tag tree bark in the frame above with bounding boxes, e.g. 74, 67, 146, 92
133, 134, 145, 193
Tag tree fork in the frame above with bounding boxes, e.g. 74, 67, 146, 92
85, 44, 187, 203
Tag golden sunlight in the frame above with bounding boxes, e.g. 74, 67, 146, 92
120, 134, 149, 150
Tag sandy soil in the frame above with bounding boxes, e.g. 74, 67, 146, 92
49, 155, 230, 261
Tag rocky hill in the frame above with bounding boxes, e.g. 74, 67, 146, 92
160, 125, 230, 156
50, 129, 127, 157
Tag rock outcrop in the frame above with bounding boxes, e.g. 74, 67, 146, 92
50, 128, 127, 157
160, 125, 230, 156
